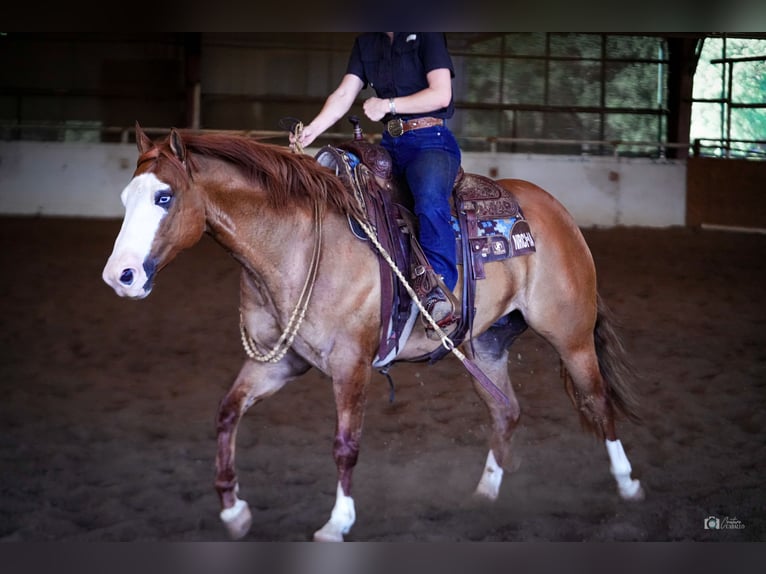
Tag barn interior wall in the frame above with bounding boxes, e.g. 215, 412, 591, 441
686, 158, 766, 229
0, 141, 686, 227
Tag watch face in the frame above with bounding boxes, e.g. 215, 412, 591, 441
387, 118, 404, 137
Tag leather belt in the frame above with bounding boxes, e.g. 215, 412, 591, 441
386, 116, 445, 137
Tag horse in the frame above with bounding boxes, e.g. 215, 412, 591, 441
102, 123, 644, 541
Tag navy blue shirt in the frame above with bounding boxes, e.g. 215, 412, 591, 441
346, 32, 455, 122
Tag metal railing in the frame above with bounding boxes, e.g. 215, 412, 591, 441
2, 121, 763, 160
692, 138, 766, 160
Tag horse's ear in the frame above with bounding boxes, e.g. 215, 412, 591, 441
135, 122, 154, 155
169, 128, 186, 164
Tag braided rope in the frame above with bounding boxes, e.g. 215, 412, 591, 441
239, 201, 323, 363
291, 121, 305, 155
347, 168, 460, 355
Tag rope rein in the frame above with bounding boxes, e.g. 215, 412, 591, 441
239, 120, 316, 363
239, 194, 324, 364
291, 121, 305, 155
347, 167, 459, 354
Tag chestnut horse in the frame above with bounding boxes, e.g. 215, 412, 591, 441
102, 124, 644, 541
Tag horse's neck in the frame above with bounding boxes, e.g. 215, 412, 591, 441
202, 186, 313, 291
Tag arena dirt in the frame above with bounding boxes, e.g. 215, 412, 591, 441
0, 218, 763, 541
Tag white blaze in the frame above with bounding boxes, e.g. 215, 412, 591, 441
102, 173, 169, 298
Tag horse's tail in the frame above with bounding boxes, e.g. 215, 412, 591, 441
564, 293, 643, 431
593, 293, 642, 425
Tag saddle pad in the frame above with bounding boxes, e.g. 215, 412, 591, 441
451, 214, 536, 264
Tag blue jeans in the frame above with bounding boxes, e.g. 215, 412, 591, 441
381, 125, 461, 291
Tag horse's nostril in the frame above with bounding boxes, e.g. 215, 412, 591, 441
119, 268, 135, 285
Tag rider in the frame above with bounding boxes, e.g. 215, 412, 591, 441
291, 32, 462, 327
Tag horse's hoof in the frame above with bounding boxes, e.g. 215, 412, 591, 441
473, 483, 500, 502
619, 479, 645, 502
313, 525, 345, 542
220, 499, 253, 540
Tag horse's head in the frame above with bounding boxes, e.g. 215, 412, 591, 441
102, 123, 206, 299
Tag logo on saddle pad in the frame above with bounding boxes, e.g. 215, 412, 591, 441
510, 220, 536, 255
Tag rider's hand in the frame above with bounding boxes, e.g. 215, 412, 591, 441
290, 124, 318, 150
363, 97, 388, 123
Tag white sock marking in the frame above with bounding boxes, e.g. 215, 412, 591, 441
314, 482, 356, 541
605, 439, 642, 499
475, 450, 503, 500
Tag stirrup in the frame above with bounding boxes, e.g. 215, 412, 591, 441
423, 288, 458, 327
420, 275, 460, 336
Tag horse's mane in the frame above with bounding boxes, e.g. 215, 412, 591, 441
172, 131, 361, 217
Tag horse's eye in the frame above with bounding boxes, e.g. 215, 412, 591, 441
155, 189, 174, 207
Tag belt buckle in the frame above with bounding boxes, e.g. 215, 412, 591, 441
387, 118, 404, 137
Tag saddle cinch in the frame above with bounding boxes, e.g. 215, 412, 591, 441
315, 127, 536, 369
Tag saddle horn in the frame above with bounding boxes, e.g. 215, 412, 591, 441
348, 116, 363, 141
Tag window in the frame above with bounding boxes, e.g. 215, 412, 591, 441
691, 36, 766, 159
448, 33, 668, 156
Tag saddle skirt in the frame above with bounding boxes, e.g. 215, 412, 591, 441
315, 141, 536, 368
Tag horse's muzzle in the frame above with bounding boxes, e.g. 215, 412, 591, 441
102, 255, 156, 299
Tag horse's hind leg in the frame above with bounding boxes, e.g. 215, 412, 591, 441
467, 313, 526, 501
553, 298, 644, 501
216, 357, 309, 539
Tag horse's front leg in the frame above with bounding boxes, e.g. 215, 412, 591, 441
216, 355, 309, 540
313, 361, 371, 542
